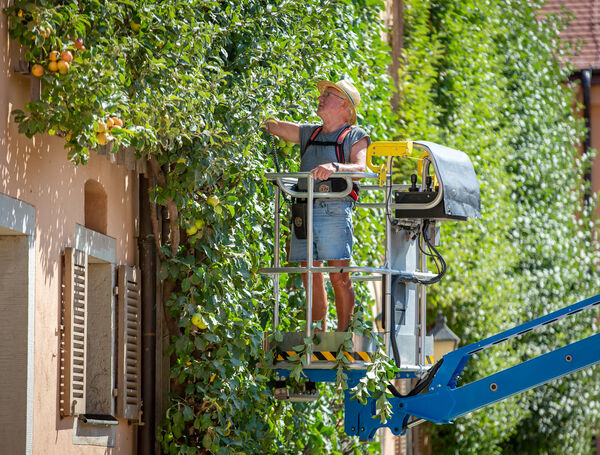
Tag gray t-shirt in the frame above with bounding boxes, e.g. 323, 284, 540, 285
297, 123, 370, 194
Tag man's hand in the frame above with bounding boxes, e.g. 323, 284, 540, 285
261, 117, 278, 132
261, 118, 300, 143
311, 162, 337, 180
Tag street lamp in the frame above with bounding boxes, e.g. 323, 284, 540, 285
427, 312, 460, 361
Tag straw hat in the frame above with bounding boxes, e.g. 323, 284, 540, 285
317, 79, 360, 124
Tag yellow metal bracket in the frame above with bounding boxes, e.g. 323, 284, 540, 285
366, 141, 413, 186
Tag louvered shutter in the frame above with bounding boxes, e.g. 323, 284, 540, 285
117, 265, 142, 420
60, 248, 88, 416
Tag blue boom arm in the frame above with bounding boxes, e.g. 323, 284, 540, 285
344, 294, 600, 440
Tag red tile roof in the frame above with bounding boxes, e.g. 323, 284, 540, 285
540, 0, 600, 70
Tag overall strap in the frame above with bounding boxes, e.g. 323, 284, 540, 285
304, 125, 359, 201
304, 125, 353, 163
335, 126, 352, 164
302, 126, 323, 157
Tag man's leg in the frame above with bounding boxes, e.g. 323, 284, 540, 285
301, 261, 328, 331
328, 259, 354, 331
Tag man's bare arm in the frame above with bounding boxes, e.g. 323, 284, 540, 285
262, 118, 301, 144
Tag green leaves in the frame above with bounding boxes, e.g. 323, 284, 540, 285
400, 0, 600, 453
5, 0, 395, 453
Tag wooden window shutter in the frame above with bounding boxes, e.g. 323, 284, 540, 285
60, 248, 88, 416
117, 265, 142, 420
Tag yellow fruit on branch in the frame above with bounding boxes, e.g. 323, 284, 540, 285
96, 120, 107, 133
57, 60, 70, 74
48, 61, 58, 72
60, 51, 73, 63
49, 50, 60, 61
96, 132, 108, 145
31, 64, 44, 77
207, 195, 219, 207
191, 313, 207, 329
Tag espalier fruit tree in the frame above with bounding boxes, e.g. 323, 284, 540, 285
4, 0, 397, 453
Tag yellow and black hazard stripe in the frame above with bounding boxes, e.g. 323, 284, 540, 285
275, 351, 433, 365
276, 351, 299, 361
276, 351, 372, 362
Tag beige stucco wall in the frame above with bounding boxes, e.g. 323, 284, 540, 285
1, 4, 137, 453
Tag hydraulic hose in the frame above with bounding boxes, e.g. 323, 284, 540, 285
389, 274, 402, 368
387, 357, 445, 398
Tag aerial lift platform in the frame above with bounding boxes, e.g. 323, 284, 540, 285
259, 140, 600, 440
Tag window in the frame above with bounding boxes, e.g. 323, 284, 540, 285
60, 225, 141, 446
0, 193, 35, 455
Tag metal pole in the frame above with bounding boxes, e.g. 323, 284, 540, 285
419, 232, 427, 367
384, 172, 392, 353
306, 175, 314, 366
418, 159, 431, 368
273, 186, 280, 329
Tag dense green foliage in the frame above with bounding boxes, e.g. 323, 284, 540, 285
5, 0, 600, 453
4, 0, 397, 453
399, 0, 600, 453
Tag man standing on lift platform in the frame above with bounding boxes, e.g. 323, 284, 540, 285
264, 79, 369, 332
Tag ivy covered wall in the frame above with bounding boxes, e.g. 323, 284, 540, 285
399, 1, 600, 453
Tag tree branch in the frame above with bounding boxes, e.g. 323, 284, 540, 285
148, 155, 180, 256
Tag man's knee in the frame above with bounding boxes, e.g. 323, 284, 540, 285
330, 272, 351, 288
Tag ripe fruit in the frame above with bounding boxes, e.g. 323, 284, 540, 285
60, 51, 73, 63
31, 64, 44, 77
49, 50, 60, 61
112, 117, 123, 127
39, 27, 51, 38
48, 61, 58, 72
73, 38, 84, 50
57, 60, 69, 74
207, 195, 219, 208
191, 313, 207, 330
96, 132, 108, 145
106, 117, 114, 129
96, 120, 107, 133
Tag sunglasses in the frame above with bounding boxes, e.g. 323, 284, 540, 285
321, 90, 346, 101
